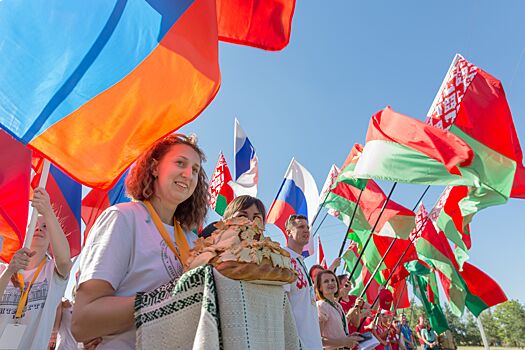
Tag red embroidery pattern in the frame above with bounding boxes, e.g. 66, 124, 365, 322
291, 258, 308, 289
426, 55, 478, 130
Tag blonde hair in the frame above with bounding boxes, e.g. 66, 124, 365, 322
125, 134, 209, 230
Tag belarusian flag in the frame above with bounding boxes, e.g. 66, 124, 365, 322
324, 144, 416, 240
426, 54, 525, 260
209, 152, 234, 216
427, 54, 525, 199
414, 204, 467, 315
429, 186, 472, 265
342, 241, 385, 302
459, 262, 507, 317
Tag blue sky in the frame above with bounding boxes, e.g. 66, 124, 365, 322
176, 1, 525, 304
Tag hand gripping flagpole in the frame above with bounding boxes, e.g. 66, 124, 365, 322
18, 159, 51, 277
345, 182, 397, 282
358, 185, 431, 299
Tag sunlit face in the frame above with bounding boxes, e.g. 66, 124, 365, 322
319, 272, 338, 297
287, 218, 310, 247
31, 215, 50, 251
153, 144, 201, 207
232, 204, 263, 223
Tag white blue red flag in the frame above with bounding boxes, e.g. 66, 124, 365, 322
233, 118, 258, 196
267, 158, 319, 257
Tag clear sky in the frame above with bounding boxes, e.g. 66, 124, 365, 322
176, 0, 525, 304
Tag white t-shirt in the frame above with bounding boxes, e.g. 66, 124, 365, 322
78, 202, 197, 349
57, 303, 82, 349
283, 247, 323, 350
0, 259, 68, 350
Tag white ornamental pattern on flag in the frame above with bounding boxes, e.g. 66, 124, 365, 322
426, 55, 478, 130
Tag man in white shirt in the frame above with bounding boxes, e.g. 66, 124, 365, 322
283, 214, 323, 350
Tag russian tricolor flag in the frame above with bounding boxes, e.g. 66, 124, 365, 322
233, 118, 258, 197
267, 158, 319, 257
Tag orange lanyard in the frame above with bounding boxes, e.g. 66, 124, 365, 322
143, 201, 190, 266
15, 259, 46, 319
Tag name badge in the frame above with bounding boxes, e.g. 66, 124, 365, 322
0, 323, 27, 349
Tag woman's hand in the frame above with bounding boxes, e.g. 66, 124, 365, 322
346, 334, 364, 348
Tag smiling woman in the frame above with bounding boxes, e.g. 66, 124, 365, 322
72, 134, 209, 349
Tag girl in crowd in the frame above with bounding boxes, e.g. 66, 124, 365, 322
316, 269, 363, 349
337, 274, 366, 333
222, 195, 266, 226
421, 321, 439, 350
0, 188, 72, 350
199, 195, 266, 238
72, 134, 208, 349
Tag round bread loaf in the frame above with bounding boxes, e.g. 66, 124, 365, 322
215, 258, 297, 284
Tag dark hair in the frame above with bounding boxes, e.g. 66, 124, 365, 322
309, 264, 324, 280
285, 214, 308, 231
222, 195, 267, 225
315, 269, 340, 300
125, 133, 209, 230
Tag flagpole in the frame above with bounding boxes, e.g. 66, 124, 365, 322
312, 211, 329, 238
345, 182, 397, 281
23, 159, 51, 249
358, 185, 431, 298
311, 194, 329, 230
476, 312, 490, 350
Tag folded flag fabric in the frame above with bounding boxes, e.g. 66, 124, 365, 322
0, 0, 221, 190
209, 152, 235, 216
0, 131, 31, 262
217, 0, 296, 50
233, 119, 259, 197
317, 236, 328, 269
459, 262, 507, 317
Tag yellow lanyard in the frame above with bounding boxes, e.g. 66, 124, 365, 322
15, 259, 46, 319
143, 201, 190, 267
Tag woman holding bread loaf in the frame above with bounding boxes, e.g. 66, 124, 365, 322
72, 134, 208, 349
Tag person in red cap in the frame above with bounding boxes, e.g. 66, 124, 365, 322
378, 288, 394, 310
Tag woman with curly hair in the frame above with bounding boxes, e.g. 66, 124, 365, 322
72, 134, 208, 349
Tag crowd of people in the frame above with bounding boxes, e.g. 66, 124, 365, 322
0, 133, 458, 350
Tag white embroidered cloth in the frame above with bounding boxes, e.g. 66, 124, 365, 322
135, 265, 301, 350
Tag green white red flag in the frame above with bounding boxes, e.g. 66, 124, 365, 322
209, 152, 235, 216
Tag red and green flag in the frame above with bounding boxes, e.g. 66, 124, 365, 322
342, 241, 385, 302
426, 54, 525, 261
209, 152, 235, 216
323, 144, 416, 240
407, 260, 449, 334
459, 262, 507, 317
413, 204, 467, 316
